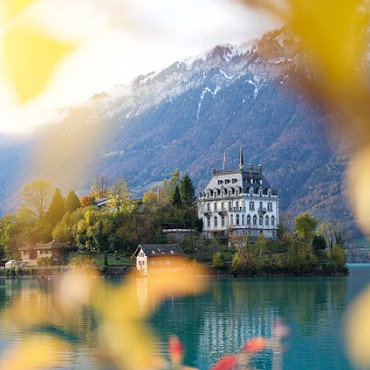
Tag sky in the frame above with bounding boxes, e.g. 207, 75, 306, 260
0, 0, 277, 133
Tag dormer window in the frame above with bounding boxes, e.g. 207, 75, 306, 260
232, 178, 237, 184
225, 179, 230, 184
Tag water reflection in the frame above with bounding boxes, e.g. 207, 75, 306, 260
0, 267, 365, 370
152, 276, 348, 369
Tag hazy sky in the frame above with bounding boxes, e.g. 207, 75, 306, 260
0, 0, 277, 133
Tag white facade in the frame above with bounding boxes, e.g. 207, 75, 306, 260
198, 152, 279, 240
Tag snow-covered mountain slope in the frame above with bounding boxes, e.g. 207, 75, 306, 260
0, 27, 358, 239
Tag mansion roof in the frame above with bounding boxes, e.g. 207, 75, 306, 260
200, 166, 278, 198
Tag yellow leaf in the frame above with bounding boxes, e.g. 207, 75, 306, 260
4, 0, 35, 20
0, 334, 70, 370
3, 24, 74, 103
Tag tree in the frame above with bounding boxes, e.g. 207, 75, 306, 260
171, 185, 182, 208
18, 180, 54, 220
312, 235, 327, 254
212, 251, 224, 268
180, 173, 195, 206
229, 234, 252, 250
46, 188, 66, 226
295, 213, 318, 242
331, 244, 347, 268
255, 232, 266, 257
142, 189, 160, 212
162, 169, 180, 204
81, 195, 95, 207
107, 178, 131, 211
91, 176, 110, 198
65, 191, 81, 212
0, 214, 22, 258
231, 249, 257, 275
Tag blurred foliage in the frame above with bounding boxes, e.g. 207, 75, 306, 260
0, 261, 208, 370
236, 1, 370, 367
0, 0, 75, 102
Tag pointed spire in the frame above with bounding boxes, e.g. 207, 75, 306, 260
239, 145, 244, 169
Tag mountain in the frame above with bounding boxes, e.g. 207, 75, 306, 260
0, 28, 359, 240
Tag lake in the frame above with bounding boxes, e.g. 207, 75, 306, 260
0, 264, 370, 369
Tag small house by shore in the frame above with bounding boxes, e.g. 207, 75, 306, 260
133, 244, 184, 275
18, 240, 74, 266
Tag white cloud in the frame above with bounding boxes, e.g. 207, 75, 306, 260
0, 0, 278, 133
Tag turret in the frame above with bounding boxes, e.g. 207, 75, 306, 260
239, 145, 244, 170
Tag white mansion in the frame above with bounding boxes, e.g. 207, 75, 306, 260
198, 147, 279, 240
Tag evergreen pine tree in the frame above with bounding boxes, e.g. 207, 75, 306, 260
171, 185, 182, 208
46, 189, 66, 226
180, 174, 195, 206
65, 191, 81, 213
180, 173, 195, 206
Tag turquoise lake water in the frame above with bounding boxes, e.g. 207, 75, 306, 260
1, 264, 370, 369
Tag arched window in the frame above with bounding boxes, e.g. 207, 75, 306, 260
228, 201, 232, 210
242, 214, 245, 225
259, 215, 263, 226
221, 202, 224, 210
253, 215, 257, 226
221, 216, 225, 227
268, 202, 272, 211
259, 201, 263, 209
236, 201, 239, 210
265, 215, 269, 226
207, 217, 211, 228
214, 202, 217, 211
271, 216, 275, 227
230, 214, 234, 225
247, 215, 251, 226
214, 216, 218, 227
236, 214, 240, 225
207, 203, 210, 211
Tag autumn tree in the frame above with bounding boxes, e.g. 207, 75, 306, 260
18, 180, 54, 220
331, 244, 347, 268
65, 191, 81, 213
295, 213, 318, 242
91, 176, 110, 198
46, 188, 66, 226
107, 178, 131, 211
212, 251, 224, 268
255, 232, 266, 257
80, 195, 96, 207
142, 189, 160, 212
229, 233, 252, 250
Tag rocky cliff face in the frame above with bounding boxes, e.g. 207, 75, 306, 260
0, 28, 358, 239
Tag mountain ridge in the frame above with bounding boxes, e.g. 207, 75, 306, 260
0, 28, 359, 239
